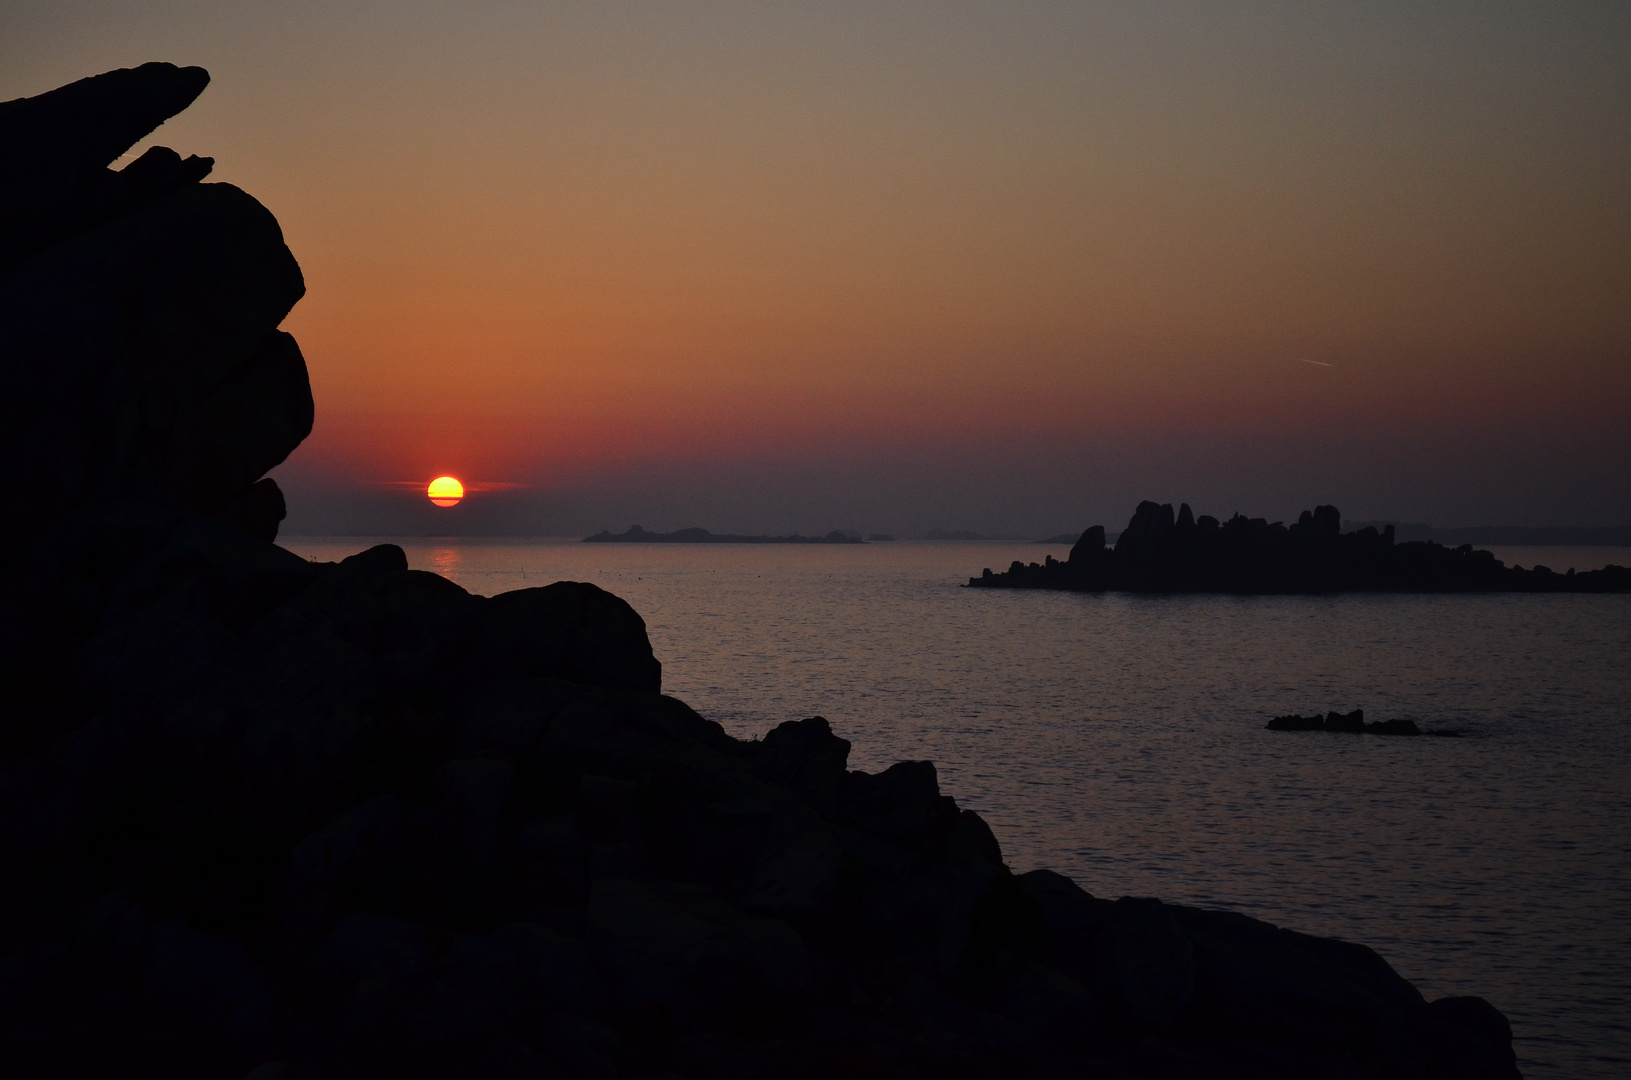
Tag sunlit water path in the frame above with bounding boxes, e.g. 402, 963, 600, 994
286, 537, 1631, 1078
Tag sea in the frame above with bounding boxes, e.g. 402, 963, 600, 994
284, 536, 1631, 1078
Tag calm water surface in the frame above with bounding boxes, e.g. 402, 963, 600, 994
286, 537, 1631, 1078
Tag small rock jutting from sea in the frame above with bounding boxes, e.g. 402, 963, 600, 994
971, 500, 1631, 593
0, 65, 1521, 1078
1264, 710, 1463, 737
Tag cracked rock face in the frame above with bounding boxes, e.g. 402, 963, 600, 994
0, 65, 1520, 1080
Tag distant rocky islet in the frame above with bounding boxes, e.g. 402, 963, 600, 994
971, 501, 1630, 593
1263, 709, 1463, 738
0, 65, 1522, 1079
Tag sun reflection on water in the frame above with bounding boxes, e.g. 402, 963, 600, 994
429, 547, 462, 578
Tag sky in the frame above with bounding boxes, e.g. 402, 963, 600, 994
6, 1, 1629, 536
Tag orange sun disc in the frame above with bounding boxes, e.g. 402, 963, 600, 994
427, 476, 463, 507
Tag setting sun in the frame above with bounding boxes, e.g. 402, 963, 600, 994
426, 476, 463, 507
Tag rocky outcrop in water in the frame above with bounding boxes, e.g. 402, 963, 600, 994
1265, 711, 1463, 737
0, 66, 1521, 1079
972, 500, 1630, 593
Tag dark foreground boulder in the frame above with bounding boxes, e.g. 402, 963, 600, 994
0, 65, 1520, 1079
0, 62, 213, 271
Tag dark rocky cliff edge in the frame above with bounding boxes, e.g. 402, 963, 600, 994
972, 502, 1630, 593
0, 67, 1521, 1079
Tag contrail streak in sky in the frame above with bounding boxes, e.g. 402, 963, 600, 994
1296, 358, 1334, 367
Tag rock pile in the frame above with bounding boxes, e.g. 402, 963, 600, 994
1265, 711, 1463, 737
973, 500, 1630, 593
1, 66, 1520, 1078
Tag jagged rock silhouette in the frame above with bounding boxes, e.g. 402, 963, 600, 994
973, 500, 1629, 593
0, 66, 1520, 1079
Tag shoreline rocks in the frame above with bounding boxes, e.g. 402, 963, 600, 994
0, 66, 1519, 1078
971, 500, 1630, 593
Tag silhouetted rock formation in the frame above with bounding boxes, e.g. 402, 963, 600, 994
585, 525, 864, 543
971, 500, 1630, 593
1265, 711, 1462, 737
0, 67, 1519, 1079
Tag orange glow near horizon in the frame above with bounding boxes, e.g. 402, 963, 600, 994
14, 5, 1625, 527
427, 476, 464, 507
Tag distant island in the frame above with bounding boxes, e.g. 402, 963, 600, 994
969, 500, 1631, 593
585, 525, 865, 544
923, 529, 1098, 543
